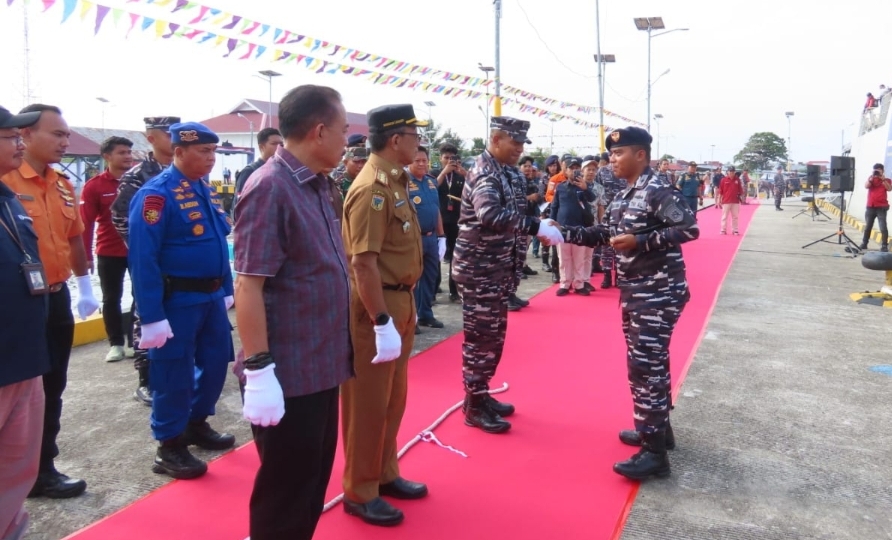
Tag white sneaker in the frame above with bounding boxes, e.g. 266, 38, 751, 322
105, 345, 126, 363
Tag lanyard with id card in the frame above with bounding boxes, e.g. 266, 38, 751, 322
1, 201, 48, 295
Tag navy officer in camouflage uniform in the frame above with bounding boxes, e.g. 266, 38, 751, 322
111, 115, 180, 406
562, 127, 699, 479
595, 151, 627, 288
773, 165, 786, 211
452, 117, 564, 434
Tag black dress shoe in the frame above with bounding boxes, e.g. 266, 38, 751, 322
379, 477, 429, 500
449, 294, 461, 303
134, 385, 152, 406
343, 497, 404, 527
522, 265, 538, 276
28, 470, 87, 499
418, 317, 444, 329
181, 419, 236, 450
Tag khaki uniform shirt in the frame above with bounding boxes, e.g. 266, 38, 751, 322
342, 153, 422, 289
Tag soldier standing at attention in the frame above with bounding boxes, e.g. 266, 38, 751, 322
596, 151, 627, 288
128, 122, 236, 480
340, 104, 426, 527
453, 117, 564, 434
675, 161, 703, 217
562, 127, 699, 480
773, 165, 786, 211
111, 116, 180, 405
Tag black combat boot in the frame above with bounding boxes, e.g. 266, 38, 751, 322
508, 294, 529, 308
181, 418, 236, 450
601, 270, 613, 289
613, 431, 671, 480
618, 422, 676, 450
484, 394, 515, 417
153, 436, 208, 479
463, 394, 511, 434
134, 359, 152, 406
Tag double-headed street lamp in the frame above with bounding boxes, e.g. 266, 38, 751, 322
423, 101, 436, 146
256, 70, 281, 126
634, 17, 688, 132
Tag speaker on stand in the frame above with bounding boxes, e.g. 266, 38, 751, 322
792, 164, 830, 220
802, 156, 861, 255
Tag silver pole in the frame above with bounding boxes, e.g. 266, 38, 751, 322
647, 26, 652, 132
494, 0, 502, 113
595, 0, 604, 147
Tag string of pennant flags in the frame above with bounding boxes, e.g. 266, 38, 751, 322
7, 0, 644, 130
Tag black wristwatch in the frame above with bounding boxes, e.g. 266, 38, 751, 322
374, 312, 391, 326
244, 351, 274, 371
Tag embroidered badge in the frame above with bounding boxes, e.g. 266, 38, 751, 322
413, 196, 422, 205
188, 211, 203, 221
371, 192, 385, 211
180, 130, 199, 142
142, 195, 165, 225
610, 131, 621, 143
175, 194, 186, 201
394, 191, 400, 200
192, 223, 204, 236
395, 199, 407, 208
427, 180, 436, 189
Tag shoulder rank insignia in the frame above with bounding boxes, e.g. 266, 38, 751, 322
143, 194, 165, 225
375, 169, 389, 186
371, 190, 385, 212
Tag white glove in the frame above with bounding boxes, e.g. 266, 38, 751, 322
75, 275, 100, 321
372, 319, 402, 364
224, 295, 234, 309
537, 220, 565, 246
139, 319, 174, 349
242, 364, 285, 427
438, 237, 447, 261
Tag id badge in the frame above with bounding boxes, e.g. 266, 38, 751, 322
22, 262, 48, 295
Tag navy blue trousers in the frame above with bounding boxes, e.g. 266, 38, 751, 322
414, 236, 439, 321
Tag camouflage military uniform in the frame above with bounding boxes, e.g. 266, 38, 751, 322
452, 150, 540, 397
565, 169, 699, 433
110, 152, 166, 404
773, 171, 786, 210
596, 164, 627, 273
509, 169, 530, 294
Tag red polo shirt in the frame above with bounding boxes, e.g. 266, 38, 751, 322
80, 170, 128, 259
718, 175, 745, 204
866, 175, 891, 208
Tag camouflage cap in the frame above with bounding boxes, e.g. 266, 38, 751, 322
344, 146, 369, 160
490, 116, 532, 144
143, 116, 181, 130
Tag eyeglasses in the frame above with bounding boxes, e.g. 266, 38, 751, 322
0, 135, 23, 145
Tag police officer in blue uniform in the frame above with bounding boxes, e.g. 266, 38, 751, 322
408, 146, 445, 330
128, 122, 236, 479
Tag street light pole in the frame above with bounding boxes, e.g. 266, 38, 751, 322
237, 113, 255, 159
424, 101, 436, 146
550, 118, 556, 155
654, 113, 663, 159
593, 54, 616, 152
711, 144, 715, 162
634, 18, 688, 132
785, 111, 794, 171
257, 70, 281, 128
479, 64, 494, 135
493, 0, 502, 117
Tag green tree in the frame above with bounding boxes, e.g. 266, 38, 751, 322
733, 132, 787, 172
467, 137, 486, 157
660, 154, 676, 161
526, 147, 550, 167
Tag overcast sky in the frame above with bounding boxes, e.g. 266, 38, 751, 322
1, 0, 890, 164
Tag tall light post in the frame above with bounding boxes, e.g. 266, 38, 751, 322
478, 64, 494, 132
477, 106, 488, 142
237, 112, 255, 158
549, 118, 557, 155
653, 113, 663, 159
785, 111, 794, 171
96, 97, 109, 136
634, 17, 688, 132
593, 53, 616, 152
423, 101, 436, 146
492, 0, 503, 116
710, 144, 715, 163
257, 70, 281, 127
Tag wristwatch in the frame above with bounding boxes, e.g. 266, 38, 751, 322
374, 313, 390, 326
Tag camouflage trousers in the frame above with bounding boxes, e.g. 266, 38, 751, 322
621, 303, 683, 433
599, 245, 616, 272
510, 236, 529, 293
774, 188, 784, 208
458, 275, 511, 395
131, 308, 149, 373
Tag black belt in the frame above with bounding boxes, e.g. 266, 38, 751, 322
164, 276, 224, 295
382, 283, 412, 292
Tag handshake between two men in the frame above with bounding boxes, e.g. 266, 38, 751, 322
537, 220, 638, 251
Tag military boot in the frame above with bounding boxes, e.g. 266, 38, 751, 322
613, 431, 671, 480
133, 360, 152, 406
484, 394, 515, 417
152, 437, 208, 479
181, 418, 236, 450
601, 270, 613, 289
463, 394, 511, 434
618, 422, 676, 450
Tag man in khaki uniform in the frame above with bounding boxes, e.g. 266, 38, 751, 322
341, 104, 426, 527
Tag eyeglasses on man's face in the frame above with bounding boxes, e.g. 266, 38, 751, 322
0, 135, 23, 146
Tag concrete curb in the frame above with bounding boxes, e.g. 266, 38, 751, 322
73, 313, 108, 347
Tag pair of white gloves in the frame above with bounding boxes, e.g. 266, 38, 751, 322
137, 295, 234, 350
241, 317, 402, 427
537, 219, 564, 246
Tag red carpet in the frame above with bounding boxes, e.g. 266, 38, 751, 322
66, 205, 756, 540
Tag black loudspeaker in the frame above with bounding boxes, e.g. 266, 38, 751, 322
806, 165, 821, 187
830, 155, 855, 192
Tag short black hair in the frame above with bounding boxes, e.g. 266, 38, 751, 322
100, 136, 133, 155
439, 143, 459, 156
874, 163, 884, 170
368, 128, 402, 152
416, 145, 429, 156
630, 145, 652, 161
19, 103, 62, 116
278, 85, 341, 140
257, 127, 281, 146
518, 156, 535, 166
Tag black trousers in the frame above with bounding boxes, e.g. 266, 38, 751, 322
438, 221, 459, 297
249, 387, 339, 540
41, 285, 75, 472
97, 255, 133, 347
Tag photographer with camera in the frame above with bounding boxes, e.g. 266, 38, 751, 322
859, 163, 891, 252
436, 144, 466, 302
550, 157, 596, 295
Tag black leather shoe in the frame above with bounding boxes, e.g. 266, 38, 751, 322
418, 317, 444, 329
507, 303, 521, 312
484, 394, 515, 417
613, 432, 671, 480
449, 294, 461, 303
152, 437, 208, 479
601, 271, 613, 289
508, 294, 529, 308
379, 477, 429, 500
464, 394, 511, 434
134, 385, 152, 405
582, 282, 595, 292
618, 423, 676, 450
522, 265, 538, 276
574, 287, 591, 296
181, 419, 236, 450
343, 497, 404, 527
556, 288, 569, 297
28, 470, 87, 499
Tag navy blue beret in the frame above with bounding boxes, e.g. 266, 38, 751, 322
170, 122, 219, 146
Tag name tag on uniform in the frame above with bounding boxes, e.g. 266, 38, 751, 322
395, 199, 407, 208
16, 194, 34, 202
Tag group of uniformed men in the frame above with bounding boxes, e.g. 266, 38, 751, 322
0, 83, 702, 540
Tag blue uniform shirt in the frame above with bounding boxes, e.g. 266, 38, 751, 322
128, 165, 233, 324
409, 173, 440, 236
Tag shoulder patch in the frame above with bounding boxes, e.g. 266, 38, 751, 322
371, 190, 385, 211
143, 194, 165, 225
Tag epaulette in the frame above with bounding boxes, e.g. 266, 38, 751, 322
55, 169, 69, 180
374, 167, 389, 186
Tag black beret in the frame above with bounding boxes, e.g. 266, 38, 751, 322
605, 126, 653, 151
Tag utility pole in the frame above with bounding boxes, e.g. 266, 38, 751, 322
493, 0, 502, 117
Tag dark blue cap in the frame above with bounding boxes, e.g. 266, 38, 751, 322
169, 122, 219, 146
599, 152, 610, 161
347, 133, 367, 147
545, 155, 559, 166
606, 126, 652, 151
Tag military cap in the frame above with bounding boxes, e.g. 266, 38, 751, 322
599, 152, 610, 162
490, 116, 532, 144
344, 146, 369, 160
605, 126, 653, 151
0, 106, 39, 129
727, 165, 736, 172
566, 157, 582, 168
581, 155, 598, 168
776, 164, 784, 170
545, 155, 559, 166
688, 161, 698, 167
347, 133, 367, 147
560, 153, 573, 163
169, 122, 219, 146
143, 116, 180, 130
367, 104, 429, 133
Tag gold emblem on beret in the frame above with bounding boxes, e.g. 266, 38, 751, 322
180, 130, 199, 142
610, 131, 621, 143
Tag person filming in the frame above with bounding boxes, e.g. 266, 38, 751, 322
860, 163, 891, 252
